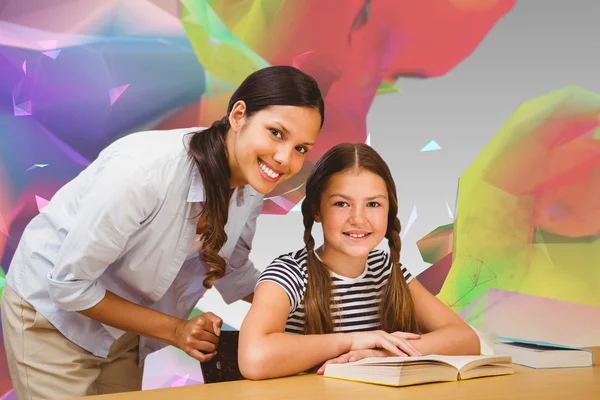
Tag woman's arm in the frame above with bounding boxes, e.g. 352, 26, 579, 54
45, 156, 223, 361
213, 195, 263, 305
405, 279, 480, 355
238, 281, 420, 380
79, 291, 223, 362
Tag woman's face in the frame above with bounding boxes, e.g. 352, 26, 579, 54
228, 101, 322, 195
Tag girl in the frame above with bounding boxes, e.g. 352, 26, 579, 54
239, 143, 480, 380
1, 65, 324, 399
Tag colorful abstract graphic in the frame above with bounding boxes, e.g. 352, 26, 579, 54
0, 0, 514, 394
0, 0, 514, 275
169, 0, 515, 214
417, 86, 600, 343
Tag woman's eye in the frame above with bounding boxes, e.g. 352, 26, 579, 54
296, 146, 307, 154
367, 202, 381, 207
334, 202, 349, 207
270, 129, 282, 139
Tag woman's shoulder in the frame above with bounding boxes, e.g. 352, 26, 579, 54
103, 127, 204, 169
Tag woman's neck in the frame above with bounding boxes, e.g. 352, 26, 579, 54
316, 244, 369, 279
225, 127, 247, 189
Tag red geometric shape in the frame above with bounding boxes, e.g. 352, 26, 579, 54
416, 252, 453, 296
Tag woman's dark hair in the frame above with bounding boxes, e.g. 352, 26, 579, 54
301, 143, 419, 334
189, 66, 324, 289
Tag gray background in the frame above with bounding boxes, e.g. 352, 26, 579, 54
198, 0, 600, 328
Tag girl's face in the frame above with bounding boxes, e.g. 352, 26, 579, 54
316, 169, 390, 260
228, 102, 322, 195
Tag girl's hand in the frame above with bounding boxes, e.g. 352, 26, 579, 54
347, 330, 421, 357
173, 312, 223, 362
316, 348, 396, 374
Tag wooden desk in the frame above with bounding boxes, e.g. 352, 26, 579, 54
83, 365, 599, 400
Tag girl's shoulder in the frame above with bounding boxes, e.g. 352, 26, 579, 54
267, 248, 309, 274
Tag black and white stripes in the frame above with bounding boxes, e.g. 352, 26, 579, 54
257, 248, 413, 334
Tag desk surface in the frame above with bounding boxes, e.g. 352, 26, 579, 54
84, 365, 599, 400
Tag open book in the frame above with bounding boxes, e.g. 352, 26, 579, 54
494, 337, 593, 369
324, 354, 513, 387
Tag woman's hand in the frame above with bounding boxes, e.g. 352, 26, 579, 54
316, 348, 396, 375
346, 330, 421, 357
173, 312, 223, 362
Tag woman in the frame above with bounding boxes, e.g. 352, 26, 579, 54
1, 65, 324, 399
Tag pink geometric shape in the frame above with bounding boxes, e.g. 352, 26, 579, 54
109, 84, 131, 105
22, 60, 26, 74
170, 374, 189, 388
35, 195, 49, 211
268, 195, 296, 211
38, 40, 57, 50
12, 96, 32, 117
474, 288, 600, 348
42, 49, 61, 59
0, 213, 9, 236
292, 50, 314, 69
416, 252, 453, 296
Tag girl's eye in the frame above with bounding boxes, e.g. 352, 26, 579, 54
296, 146, 308, 154
270, 129, 282, 139
334, 202, 349, 207
367, 202, 381, 207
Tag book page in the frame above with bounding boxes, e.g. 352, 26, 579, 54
345, 355, 500, 369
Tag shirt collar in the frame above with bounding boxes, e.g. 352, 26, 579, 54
187, 168, 206, 202
187, 169, 257, 204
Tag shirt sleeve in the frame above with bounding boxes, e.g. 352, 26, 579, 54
256, 254, 305, 313
213, 196, 264, 304
47, 155, 157, 312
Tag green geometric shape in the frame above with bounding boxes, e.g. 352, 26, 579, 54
376, 81, 402, 95
417, 223, 453, 264
0, 266, 5, 305
533, 227, 600, 244
204, 70, 239, 98
189, 308, 204, 320
464, 290, 489, 331
181, 0, 270, 86
436, 86, 600, 313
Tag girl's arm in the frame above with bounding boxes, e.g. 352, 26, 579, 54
238, 281, 420, 380
406, 279, 481, 355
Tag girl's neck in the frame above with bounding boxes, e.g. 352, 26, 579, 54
316, 244, 370, 279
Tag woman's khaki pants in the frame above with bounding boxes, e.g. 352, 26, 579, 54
1, 284, 143, 399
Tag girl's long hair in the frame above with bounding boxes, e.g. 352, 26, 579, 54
301, 143, 419, 334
